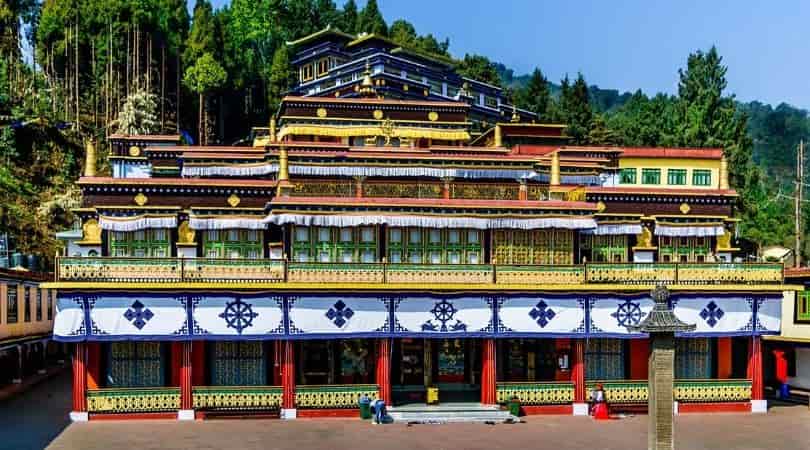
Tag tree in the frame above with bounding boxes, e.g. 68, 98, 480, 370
114, 90, 161, 135
457, 54, 501, 88
558, 73, 593, 144
518, 68, 554, 122
267, 44, 295, 113
184, 53, 227, 145
340, 0, 358, 33
356, 0, 387, 35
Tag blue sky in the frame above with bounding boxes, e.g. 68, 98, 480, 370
201, 0, 810, 109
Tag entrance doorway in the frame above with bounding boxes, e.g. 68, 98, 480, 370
392, 338, 481, 405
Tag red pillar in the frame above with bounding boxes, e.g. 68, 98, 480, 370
376, 339, 392, 405
282, 340, 296, 411
747, 335, 764, 400
480, 339, 497, 404
180, 341, 193, 411
72, 343, 87, 415
572, 339, 586, 403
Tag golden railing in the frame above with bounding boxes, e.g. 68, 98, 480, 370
56, 257, 784, 285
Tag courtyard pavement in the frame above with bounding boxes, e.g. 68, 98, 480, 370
45, 402, 810, 450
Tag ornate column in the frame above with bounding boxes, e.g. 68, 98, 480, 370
571, 339, 587, 415
178, 341, 194, 420
480, 339, 497, 405
628, 286, 695, 450
748, 335, 766, 413
376, 339, 392, 405
70, 343, 88, 422
281, 340, 296, 419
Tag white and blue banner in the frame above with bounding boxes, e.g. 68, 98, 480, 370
287, 296, 390, 339
53, 292, 782, 341
497, 295, 586, 337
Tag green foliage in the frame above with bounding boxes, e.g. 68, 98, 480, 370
114, 90, 160, 134
267, 44, 295, 113
356, 0, 387, 36
457, 54, 502, 88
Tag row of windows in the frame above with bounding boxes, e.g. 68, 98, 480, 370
620, 168, 713, 186
3, 284, 54, 325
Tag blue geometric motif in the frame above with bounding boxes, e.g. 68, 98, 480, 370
611, 299, 645, 327
421, 299, 467, 332
325, 300, 354, 328
700, 301, 725, 327
529, 300, 556, 328
219, 298, 259, 334
123, 300, 154, 330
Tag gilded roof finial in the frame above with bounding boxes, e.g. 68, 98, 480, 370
511, 105, 520, 123
358, 59, 377, 97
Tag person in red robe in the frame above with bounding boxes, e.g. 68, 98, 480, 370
591, 383, 610, 420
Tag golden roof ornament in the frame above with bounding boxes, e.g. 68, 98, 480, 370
358, 59, 377, 97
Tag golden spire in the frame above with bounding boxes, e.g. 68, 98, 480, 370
358, 59, 377, 97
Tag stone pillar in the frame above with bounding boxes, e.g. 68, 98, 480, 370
571, 339, 588, 415
70, 343, 88, 422
178, 341, 194, 420
748, 335, 766, 413
376, 339, 392, 406
281, 340, 296, 419
648, 333, 676, 450
480, 339, 497, 405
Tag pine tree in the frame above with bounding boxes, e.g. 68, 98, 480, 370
341, 0, 358, 33
559, 73, 593, 144
267, 44, 295, 113
356, 0, 387, 36
521, 68, 553, 122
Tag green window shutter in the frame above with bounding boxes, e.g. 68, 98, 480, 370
642, 168, 661, 185
619, 168, 637, 184
692, 169, 712, 186
667, 169, 686, 185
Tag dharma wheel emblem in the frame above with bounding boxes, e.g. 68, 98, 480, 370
220, 298, 259, 335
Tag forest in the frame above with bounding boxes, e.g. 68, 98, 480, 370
0, 0, 807, 262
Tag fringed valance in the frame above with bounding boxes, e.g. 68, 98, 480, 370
182, 163, 278, 177
654, 224, 725, 237
581, 223, 643, 235
277, 125, 471, 142
99, 215, 177, 232
289, 165, 537, 180
264, 213, 597, 230
189, 216, 267, 230
532, 173, 602, 186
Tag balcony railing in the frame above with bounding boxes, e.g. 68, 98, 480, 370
55, 257, 784, 286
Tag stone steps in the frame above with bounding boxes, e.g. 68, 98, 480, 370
387, 403, 518, 424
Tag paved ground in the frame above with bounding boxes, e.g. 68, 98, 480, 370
45, 403, 810, 450
0, 370, 71, 450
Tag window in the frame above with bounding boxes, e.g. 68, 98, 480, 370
619, 168, 637, 184
693, 169, 712, 186
211, 341, 266, 386
107, 342, 165, 387
7, 284, 17, 323
585, 338, 625, 380
292, 226, 377, 263
36, 288, 42, 321
109, 229, 170, 258
641, 168, 661, 185
24, 286, 31, 322
667, 169, 687, 185
203, 229, 262, 259
47, 290, 54, 321
387, 228, 483, 265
